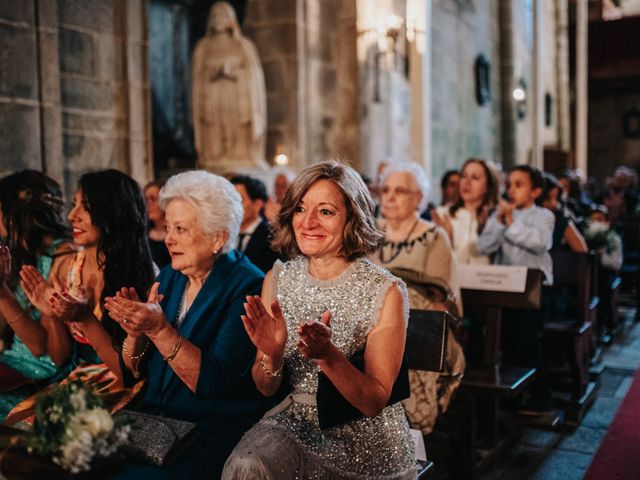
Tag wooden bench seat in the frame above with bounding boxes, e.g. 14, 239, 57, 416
462, 366, 536, 397
545, 251, 600, 425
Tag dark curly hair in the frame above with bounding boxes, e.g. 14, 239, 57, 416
271, 160, 382, 261
78, 170, 155, 349
0, 170, 71, 289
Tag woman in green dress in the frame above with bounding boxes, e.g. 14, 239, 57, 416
0, 170, 74, 420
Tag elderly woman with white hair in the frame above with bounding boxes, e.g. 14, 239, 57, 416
104, 171, 270, 479
370, 162, 465, 435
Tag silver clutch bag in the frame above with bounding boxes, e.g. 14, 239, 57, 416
115, 409, 199, 466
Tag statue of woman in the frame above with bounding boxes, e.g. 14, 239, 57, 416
192, 2, 267, 172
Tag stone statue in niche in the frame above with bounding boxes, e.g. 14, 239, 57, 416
191, 1, 267, 172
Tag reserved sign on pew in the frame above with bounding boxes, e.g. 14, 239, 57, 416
458, 264, 528, 293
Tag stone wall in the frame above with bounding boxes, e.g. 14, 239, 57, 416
244, 0, 359, 172
430, 0, 502, 184
0, 2, 46, 175
0, 0, 151, 194
356, 0, 410, 177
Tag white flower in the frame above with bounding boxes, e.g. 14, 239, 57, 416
55, 430, 95, 473
69, 389, 87, 412
81, 408, 114, 437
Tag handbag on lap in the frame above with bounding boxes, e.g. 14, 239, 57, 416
115, 410, 199, 467
316, 349, 410, 430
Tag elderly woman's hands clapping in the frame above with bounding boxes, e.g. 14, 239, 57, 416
104, 282, 166, 338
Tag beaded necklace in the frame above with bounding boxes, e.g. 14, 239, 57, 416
379, 219, 420, 264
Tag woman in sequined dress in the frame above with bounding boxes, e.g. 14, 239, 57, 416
223, 161, 418, 480
0, 171, 74, 420
370, 162, 465, 435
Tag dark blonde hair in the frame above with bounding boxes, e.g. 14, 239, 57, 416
272, 161, 383, 261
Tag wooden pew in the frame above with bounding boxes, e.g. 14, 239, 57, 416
427, 270, 543, 479
545, 250, 599, 426
616, 217, 640, 322
404, 309, 452, 479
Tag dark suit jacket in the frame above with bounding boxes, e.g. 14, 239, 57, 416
241, 219, 281, 273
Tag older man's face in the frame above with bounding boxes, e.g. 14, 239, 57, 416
274, 175, 289, 202
235, 184, 263, 230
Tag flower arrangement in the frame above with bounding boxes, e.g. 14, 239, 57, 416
584, 220, 616, 253
23, 380, 131, 473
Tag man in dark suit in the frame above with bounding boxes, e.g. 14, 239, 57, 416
231, 175, 281, 273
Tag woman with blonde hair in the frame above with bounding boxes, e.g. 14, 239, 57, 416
223, 160, 417, 479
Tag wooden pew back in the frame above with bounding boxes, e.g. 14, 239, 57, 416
405, 309, 450, 372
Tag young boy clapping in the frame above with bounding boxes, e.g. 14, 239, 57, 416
477, 165, 554, 412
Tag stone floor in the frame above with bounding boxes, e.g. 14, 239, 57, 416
477, 305, 640, 480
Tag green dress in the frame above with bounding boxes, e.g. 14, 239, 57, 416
0, 241, 63, 420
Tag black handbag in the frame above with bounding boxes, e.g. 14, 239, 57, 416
316, 349, 410, 430
115, 410, 199, 466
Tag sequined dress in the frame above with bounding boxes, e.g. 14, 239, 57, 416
223, 257, 417, 480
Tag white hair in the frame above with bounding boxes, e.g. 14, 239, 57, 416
380, 162, 431, 211
159, 170, 242, 253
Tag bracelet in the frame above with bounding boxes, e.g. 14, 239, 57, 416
260, 354, 284, 378
163, 335, 182, 362
7, 311, 25, 325
122, 337, 149, 361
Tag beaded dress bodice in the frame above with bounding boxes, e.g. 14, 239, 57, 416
276, 257, 396, 395
252, 256, 416, 479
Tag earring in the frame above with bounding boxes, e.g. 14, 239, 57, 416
213, 249, 219, 255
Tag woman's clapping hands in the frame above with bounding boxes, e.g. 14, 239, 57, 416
104, 282, 165, 338
297, 312, 333, 360
242, 295, 287, 360
19, 265, 63, 317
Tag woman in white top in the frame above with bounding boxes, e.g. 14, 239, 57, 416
432, 158, 500, 265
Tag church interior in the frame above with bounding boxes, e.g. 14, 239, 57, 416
0, 0, 639, 479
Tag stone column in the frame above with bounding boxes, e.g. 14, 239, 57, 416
498, 0, 516, 168
35, 0, 64, 186
575, 0, 589, 174
122, 0, 153, 185
531, 0, 544, 169
555, 0, 571, 153
408, 0, 432, 178
244, 0, 302, 170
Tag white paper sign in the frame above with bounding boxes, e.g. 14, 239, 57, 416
458, 264, 528, 293
410, 428, 427, 462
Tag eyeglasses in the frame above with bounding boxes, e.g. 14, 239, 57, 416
381, 186, 420, 196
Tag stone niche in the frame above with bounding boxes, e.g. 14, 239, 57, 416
0, 0, 152, 195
